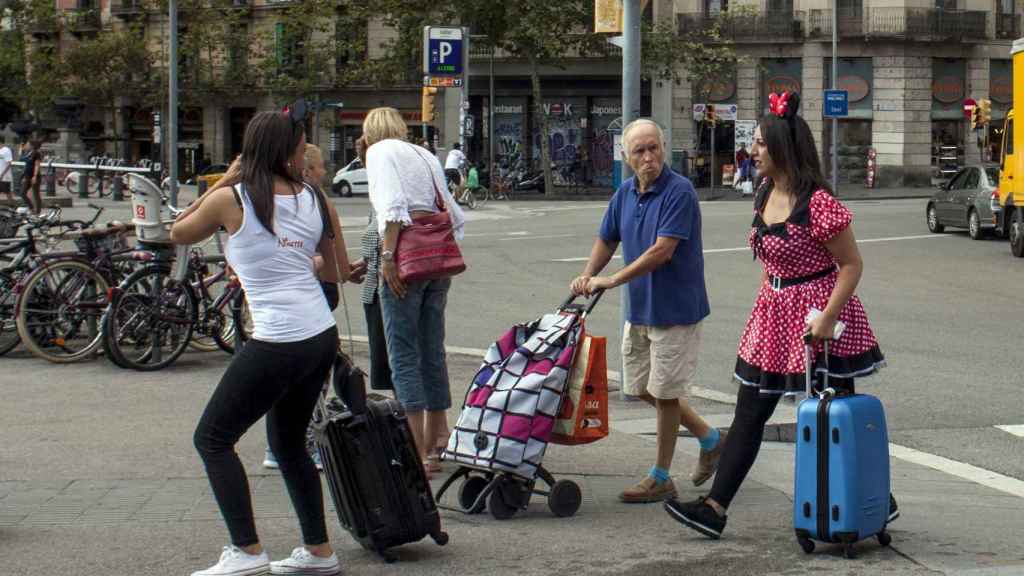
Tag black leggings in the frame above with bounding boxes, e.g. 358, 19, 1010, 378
194, 326, 338, 547
709, 377, 854, 509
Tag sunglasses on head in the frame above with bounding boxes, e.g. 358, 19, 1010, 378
282, 98, 308, 125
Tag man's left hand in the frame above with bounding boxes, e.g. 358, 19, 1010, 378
584, 275, 618, 295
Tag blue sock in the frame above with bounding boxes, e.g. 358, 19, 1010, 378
649, 466, 671, 484
699, 428, 721, 451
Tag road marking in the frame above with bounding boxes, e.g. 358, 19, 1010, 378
996, 424, 1024, 438
550, 233, 949, 262
888, 443, 1024, 500
498, 233, 577, 242
463, 230, 530, 238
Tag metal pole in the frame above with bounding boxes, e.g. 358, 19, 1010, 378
489, 47, 495, 191
831, 0, 839, 195
621, 0, 641, 401
461, 27, 470, 151
169, 0, 179, 207
711, 123, 716, 193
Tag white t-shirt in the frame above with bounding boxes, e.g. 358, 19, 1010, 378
366, 139, 465, 239
0, 146, 12, 184
445, 148, 467, 171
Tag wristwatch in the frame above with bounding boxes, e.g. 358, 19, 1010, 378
381, 249, 394, 262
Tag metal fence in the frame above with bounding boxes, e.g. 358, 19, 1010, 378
678, 11, 806, 41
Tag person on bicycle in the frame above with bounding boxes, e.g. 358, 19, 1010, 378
171, 105, 351, 576
444, 142, 467, 188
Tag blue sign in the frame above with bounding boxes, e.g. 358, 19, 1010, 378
824, 90, 849, 117
428, 38, 462, 76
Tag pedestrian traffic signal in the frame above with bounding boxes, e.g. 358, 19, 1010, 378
978, 99, 991, 126
706, 104, 716, 125
422, 87, 438, 123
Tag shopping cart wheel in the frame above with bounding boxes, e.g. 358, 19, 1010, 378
548, 479, 582, 517
488, 480, 518, 520
458, 476, 489, 514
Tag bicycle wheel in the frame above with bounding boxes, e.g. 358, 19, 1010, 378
189, 273, 229, 353
104, 265, 196, 371
15, 259, 110, 363
213, 289, 251, 354
0, 272, 21, 356
472, 187, 489, 208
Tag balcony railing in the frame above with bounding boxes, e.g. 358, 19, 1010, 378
111, 0, 143, 18
996, 13, 1019, 39
868, 8, 987, 41
806, 8, 865, 38
65, 8, 101, 32
678, 11, 805, 42
468, 34, 620, 61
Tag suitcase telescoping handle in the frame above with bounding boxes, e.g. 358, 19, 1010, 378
804, 338, 831, 399
560, 288, 605, 318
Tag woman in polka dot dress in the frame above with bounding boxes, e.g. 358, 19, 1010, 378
664, 92, 895, 539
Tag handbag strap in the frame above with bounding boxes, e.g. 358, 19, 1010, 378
408, 143, 446, 212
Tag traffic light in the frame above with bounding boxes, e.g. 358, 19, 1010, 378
978, 98, 992, 126
971, 106, 981, 130
706, 104, 716, 125
422, 87, 438, 123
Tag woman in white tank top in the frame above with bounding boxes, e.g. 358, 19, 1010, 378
171, 107, 351, 576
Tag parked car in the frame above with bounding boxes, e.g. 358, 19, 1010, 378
926, 165, 1002, 240
188, 163, 230, 190
331, 158, 367, 197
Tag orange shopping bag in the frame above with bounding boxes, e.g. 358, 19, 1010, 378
551, 332, 609, 445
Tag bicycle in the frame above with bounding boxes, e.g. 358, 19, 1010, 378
102, 244, 250, 371
13, 221, 137, 363
448, 168, 477, 210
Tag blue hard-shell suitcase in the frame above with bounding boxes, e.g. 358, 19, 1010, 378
793, 341, 893, 558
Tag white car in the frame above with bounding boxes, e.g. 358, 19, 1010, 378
331, 159, 368, 197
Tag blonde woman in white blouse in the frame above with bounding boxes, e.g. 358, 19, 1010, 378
363, 107, 465, 476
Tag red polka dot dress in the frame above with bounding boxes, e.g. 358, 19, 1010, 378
733, 188, 886, 394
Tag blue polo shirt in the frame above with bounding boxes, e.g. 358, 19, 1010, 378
599, 166, 710, 327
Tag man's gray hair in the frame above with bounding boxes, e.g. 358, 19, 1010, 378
621, 118, 666, 155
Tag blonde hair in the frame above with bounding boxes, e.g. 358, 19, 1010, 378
362, 107, 407, 146
303, 143, 323, 169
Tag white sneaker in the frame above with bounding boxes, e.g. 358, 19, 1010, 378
192, 545, 270, 576
270, 547, 340, 575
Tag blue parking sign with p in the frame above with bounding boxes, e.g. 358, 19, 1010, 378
429, 39, 462, 76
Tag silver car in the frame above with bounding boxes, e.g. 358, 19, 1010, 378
926, 165, 1001, 240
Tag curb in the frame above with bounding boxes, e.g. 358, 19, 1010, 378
1, 197, 74, 208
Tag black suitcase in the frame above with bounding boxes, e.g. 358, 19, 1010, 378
313, 396, 449, 562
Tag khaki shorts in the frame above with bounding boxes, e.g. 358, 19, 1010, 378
621, 321, 702, 400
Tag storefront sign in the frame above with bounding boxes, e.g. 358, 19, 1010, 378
494, 104, 524, 114
591, 104, 621, 116
594, 0, 623, 33
992, 74, 1012, 105
543, 103, 576, 117
765, 75, 801, 96
933, 76, 965, 104
735, 120, 756, 151
837, 75, 870, 103
707, 80, 736, 102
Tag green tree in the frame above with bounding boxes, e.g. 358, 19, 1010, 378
2, 0, 62, 119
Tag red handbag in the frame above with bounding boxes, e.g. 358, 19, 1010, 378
394, 148, 467, 283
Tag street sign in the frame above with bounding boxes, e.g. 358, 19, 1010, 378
692, 103, 738, 121
423, 75, 462, 88
423, 26, 463, 77
824, 90, 849, 117
963, 97, 977, 120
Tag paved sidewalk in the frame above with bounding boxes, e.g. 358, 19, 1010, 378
2, 341, 1022, 575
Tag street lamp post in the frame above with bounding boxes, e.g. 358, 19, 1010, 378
169, 0, 179, 207
831, 0, 839, 195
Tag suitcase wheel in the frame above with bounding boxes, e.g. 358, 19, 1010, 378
547, 479, 582, 518
797, 535, 815, 554
876, 531, 892, 547
457, 476, 489, 514
488, 479, 519, 520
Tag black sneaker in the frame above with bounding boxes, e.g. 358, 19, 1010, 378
664, 496, 726, 539
887, 493, 899, 524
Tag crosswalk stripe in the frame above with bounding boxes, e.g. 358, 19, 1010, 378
995, 424, 1024, 438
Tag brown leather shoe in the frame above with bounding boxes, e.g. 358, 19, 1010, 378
618, 476, 678, 503
691, 430, 727, 487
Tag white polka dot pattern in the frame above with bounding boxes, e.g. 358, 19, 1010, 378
738, 190, 881, 378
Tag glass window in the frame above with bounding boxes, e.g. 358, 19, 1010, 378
948, 170, 968, 190
1008, 120, 1015, 156
963, 169, 980, 189
985, 167, 1000, 185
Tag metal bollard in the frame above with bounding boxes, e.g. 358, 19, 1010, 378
112, 173, 124, 201
78, 172, 89, 199
45, 166, 56, 198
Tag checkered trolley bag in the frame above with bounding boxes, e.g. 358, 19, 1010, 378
436, 291, 603, 520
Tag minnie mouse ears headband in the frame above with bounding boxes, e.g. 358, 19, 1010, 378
768, 91, 801, 120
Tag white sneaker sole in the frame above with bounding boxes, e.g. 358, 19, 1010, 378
270, 563, 340, 575
262, 460, 279, 469
192, 564, 269, 576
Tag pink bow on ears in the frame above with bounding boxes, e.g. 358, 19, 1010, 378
769, 92, 791, 118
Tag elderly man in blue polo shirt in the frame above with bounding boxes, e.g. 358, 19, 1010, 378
571, 118, 725, 503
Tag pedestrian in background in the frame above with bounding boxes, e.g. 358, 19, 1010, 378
172, 106, 350, 576
571, 118, 724, 504
18, 139, 42, 214
354, 135, 394, 394
664, 92, 893, 540
0, 136, 13, 203
363, 107, 464, 478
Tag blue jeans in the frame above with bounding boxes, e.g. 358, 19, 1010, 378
379, 277, 452, 412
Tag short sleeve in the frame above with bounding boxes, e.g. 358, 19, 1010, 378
809, 189, 852, 243
656, 186, 695, 240
599, 189, 622, 243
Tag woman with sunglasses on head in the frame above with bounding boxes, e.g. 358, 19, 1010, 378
172, 104, 350, 576
664, 92, 893, 539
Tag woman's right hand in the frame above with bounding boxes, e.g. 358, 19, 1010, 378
382, 259, 406, 299
570, 275, 591, 296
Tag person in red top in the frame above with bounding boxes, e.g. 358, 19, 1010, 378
664, 92, 896, 539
